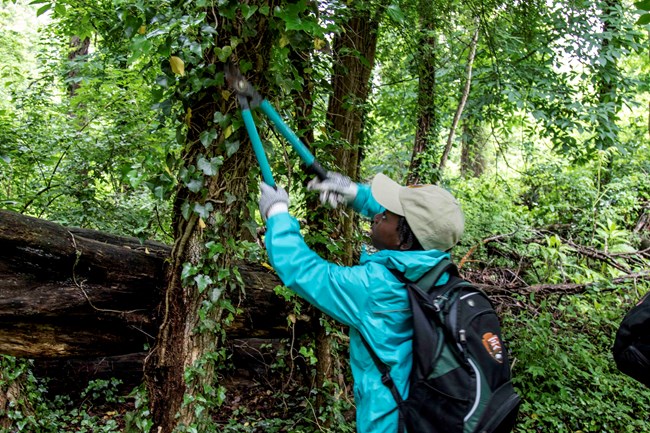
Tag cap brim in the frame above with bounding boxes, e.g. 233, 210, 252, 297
371, 173, 404, 215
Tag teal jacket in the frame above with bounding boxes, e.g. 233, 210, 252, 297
265, 184, 449, 433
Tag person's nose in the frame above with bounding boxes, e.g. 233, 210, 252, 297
373, 213, 381, 223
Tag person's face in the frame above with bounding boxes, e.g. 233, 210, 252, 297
371, 210, 405, 251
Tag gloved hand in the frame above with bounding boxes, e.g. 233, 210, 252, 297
307, 171, 358, 208
259, 182, 289, 221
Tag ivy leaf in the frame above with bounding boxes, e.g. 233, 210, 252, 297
170, 56, 185, 76
197, 156, 223, 176
636, 13, 650, 24
186, 178, 203, 192
193, 202, 213, 219
201, 24, 217, 34
240, 4, 258, 19
181, 263, 199, 281
213, 111, 227, 126
225, 140, 240, 157
155, 75, 169, 88
215, 46, 232, 63
194, 274, 213, 293
199, 128, 217, 147
181, 201, 191, 220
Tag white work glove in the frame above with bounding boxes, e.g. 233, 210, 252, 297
259, 182, 289, 221
307, 171, 358, 209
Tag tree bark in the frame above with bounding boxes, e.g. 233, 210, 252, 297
327, 3, 386, 260
142, 3, 280, 430
460, 117, 486, 178
321, 3, 387, 417
67, 36, 90, 97
407, 0, 440, 185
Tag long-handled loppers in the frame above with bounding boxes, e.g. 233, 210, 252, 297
225, 63, 328, 186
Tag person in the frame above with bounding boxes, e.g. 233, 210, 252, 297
258, 171, 464, 433
612, 293, 650, 388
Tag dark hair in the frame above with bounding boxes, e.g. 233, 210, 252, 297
397, 216, 423, 251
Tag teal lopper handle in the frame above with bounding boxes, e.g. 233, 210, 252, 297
241, 108, 275, 187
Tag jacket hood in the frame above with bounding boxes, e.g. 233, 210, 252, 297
359, 246, 449, 281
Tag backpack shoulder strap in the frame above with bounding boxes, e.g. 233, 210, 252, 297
415, 258, 459, 290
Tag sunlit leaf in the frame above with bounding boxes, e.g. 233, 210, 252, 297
36, 3, 51, 16
386, 4, 405, 23
170, 56, 185, 76
314, 38, 326, 51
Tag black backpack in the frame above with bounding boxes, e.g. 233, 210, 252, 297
612, 293, 650, 387
363, 258, 521, 433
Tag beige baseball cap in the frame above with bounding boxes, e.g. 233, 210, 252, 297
370, 173, 464, 251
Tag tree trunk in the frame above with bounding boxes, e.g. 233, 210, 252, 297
460, 117, 486, 178
321, 0, 387, 418
67, 36, 90, 97
142, 3, 280, 430
327, 3, 385, 256
407, 0, 440, 185
595, 0, 622, 185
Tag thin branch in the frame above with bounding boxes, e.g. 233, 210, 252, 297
478, 271, 650, 297
439, 22, 480, 172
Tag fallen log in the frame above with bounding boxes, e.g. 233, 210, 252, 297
0, 210, 300, 359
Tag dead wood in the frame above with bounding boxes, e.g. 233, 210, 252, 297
0, 210, 300, 359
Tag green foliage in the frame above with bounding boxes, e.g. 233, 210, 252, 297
1, 0, 650, 431
0, 356, 150, 433
635, 0, 650, 24
507, 288, 650, 432
0, 1, 175, 240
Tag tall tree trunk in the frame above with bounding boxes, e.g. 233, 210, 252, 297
595, 0, 622, 185
143, 4, 278, 431
67, 36, 90, 97
286, 18, 338, 414
327, 2, 385, 247
460, 116, 486, 178
407, 0, 439, 185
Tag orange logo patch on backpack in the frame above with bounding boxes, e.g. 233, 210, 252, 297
482, 332, 504, 363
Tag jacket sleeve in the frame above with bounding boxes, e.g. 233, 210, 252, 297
349, 183, 384, 219
265, 212, 380, 328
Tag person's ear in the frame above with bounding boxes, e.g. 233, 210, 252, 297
399, 239, 413, 251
